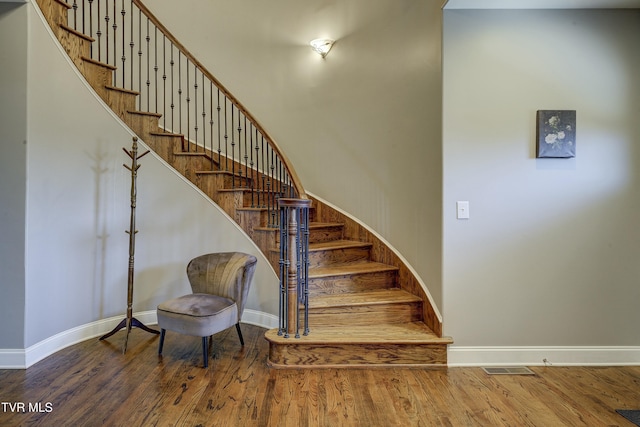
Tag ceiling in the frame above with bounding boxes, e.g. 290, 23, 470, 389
444, 0, 640, 8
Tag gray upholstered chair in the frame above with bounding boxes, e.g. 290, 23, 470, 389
157, 252, 258, 368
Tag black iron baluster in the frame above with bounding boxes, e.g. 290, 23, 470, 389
266, 146, 273, 226
243, 117, 248, 188
162, 35, 166, 129
261, 135, 266, 208
201, 74, 206, 153
145, 17, 150, 111
96, 0, 101, 61
178, 51, 182, 135
186, 59, 190, 150
154, 28, 158, 114
129, 0, 134, 95
72, 0, 77, 31
231, 106, 236, 186
193, 67, 198, 149
209, 82, 215, 168
217, 89, 221, 170
223, 97, 228, 172
105, 0, 110, 77
170, 46, 174, 132
87, 0, 93, 57
250, 126, 256, 207
111, 0, 117, 72
120, 0, 126, 88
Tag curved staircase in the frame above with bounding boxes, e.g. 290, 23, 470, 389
36, 0, 452, 368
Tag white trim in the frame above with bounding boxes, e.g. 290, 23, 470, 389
242, 309, 279, 330
306, 191, 443, 322
1, 310, 276, 369
448, 346, 640, 367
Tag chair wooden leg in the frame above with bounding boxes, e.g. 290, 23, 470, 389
235, 323, 244, 346
158, 329, 166, 355
202, 336, 208, 368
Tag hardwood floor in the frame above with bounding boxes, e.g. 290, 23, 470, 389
1, 324, 639, 426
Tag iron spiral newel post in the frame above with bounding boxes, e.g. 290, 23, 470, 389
278, 198, 311, 338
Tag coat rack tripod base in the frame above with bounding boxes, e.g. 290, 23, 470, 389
99, 316, 159, 353
99, 137, 159, 353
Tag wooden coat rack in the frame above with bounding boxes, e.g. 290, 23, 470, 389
99, 137, 159, 352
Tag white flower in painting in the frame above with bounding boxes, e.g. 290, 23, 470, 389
565, 124, 572, 131
548, 116, 560, 127
545, 133, 558, 144
557, 131, 565, 140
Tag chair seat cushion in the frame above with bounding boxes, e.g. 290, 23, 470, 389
157, 293, 238, 337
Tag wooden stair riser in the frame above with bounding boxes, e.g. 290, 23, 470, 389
58, 25, 93, 65
308, 270, 398, 296
147, 133, 185, 164
216, 190, 245, 220
308, 246, 371, 268
196, 171, 252, 190
172, 153, 212, 183
251, 228, 280, 270
307, 301, 423, 327
105, 87, 138, 121
37, 0, 70, 32
78, 58, 115, 99
267, 342, 448, 367
126, 111, 162, 143
237, 208, 272, 230
309, 225, 344, 244
218, 189, 289, 209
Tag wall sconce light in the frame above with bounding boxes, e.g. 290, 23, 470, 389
309, 39, 334, 58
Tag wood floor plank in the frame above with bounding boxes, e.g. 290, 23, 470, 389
1, 325, 639, 427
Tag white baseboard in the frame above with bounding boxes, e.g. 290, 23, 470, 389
448, 346, 640, 367
0, 310, 277, 369
242, 309, 279, 330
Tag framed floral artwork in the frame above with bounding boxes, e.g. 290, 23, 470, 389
536, 110, 576, 158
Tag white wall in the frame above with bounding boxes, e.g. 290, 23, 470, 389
144, 0, 445, 311
443, 10, 640, 362
17, 2, 278, 359
0, 2, 27, 349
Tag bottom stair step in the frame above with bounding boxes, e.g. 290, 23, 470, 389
265, 323, 453, 368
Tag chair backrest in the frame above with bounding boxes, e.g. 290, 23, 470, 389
186, 252, 258, 319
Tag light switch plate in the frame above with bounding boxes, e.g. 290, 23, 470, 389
457, 201, 469, 219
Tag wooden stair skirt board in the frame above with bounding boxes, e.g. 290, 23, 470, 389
265, 324, 453, 368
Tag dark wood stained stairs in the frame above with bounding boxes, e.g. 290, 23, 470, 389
36, 0, 452, 368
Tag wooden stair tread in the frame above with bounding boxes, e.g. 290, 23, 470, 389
106, 86, 139, 96
310, 261, 398, 278
309, 222, 343, 229
217, 187, 253, 193
150, 131, 184, 137
309, 289, 420, 308
265, 323, 452, 345
309, 239, 372, 251
60, 23, 94, 42
127, 109, 162, 117
81, 56, 117, 70
173, 151, 210, 157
